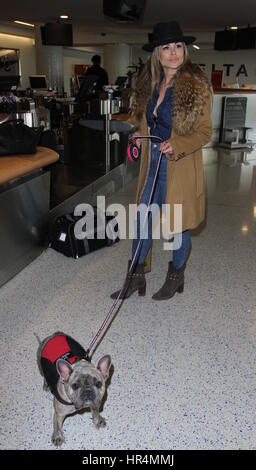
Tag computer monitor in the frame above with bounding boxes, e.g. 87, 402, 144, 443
214, 30, 238, 50
41, 23, 73, 47
237, 27, 256, 49
29, 75, 48, 90
115, 76, 128, 88
75, 76, 99, 101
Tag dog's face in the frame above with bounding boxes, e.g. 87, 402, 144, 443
56, 356, 111, 410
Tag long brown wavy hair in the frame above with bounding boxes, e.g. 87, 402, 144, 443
130, 43, 189, 125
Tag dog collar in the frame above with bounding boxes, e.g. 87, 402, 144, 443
55, 391, 74, 406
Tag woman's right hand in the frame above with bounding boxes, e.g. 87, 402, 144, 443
132, 132, 142, 148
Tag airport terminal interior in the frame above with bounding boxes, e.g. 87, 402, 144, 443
1, 146, 256, 450
0, 0, 256, 451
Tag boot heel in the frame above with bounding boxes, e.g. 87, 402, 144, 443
177, 284, 184, 293
138, 283, 146, 296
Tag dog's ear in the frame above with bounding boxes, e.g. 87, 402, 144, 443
97, 355, 112, 380
56, 359, 73, 382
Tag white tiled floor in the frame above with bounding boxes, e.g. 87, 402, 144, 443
0, 147, 256, 450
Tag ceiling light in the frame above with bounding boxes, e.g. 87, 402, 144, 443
241, 225, 249, 233
193, 44, 200, 50
60, 15, 69, 19
231, 26, 238, 30
14, 20, 34, 27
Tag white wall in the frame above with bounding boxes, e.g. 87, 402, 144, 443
0, 26, 103, 95
63, 47, 102, 96
104, 43, 131, 84
190, 48, 256, 85
1, 25, 256, 93
131, 44, 256, 86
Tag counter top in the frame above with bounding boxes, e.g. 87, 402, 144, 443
0, 146, 59, 185
112, 113, 130, 121
214, 88, 256, 94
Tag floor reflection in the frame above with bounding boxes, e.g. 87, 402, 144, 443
203, 145, 256, 196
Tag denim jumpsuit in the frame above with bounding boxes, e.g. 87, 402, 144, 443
131, 84, 190, 269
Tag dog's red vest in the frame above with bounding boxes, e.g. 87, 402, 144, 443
41, 334, 81, 365
40, 334, 88, 405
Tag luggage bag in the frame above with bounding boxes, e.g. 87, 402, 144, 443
50, 207, 119, 259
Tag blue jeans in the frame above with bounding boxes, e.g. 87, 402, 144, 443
132, 142, 191, 269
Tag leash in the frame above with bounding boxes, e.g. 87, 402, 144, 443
85, 135, 164, 359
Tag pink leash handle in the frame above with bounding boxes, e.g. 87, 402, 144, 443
127, 135, 162, 163
87, 135, 164, 357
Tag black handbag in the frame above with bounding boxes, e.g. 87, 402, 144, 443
0, 119, 40, 156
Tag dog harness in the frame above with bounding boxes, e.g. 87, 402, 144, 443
40, 334, 89, 406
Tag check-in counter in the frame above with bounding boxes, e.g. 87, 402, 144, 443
0, 147, 58, 287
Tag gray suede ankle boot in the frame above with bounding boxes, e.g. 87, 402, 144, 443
110, 260, 146, 299
152, 262, 185, 301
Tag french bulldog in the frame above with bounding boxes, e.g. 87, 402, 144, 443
36, 332, 112, 447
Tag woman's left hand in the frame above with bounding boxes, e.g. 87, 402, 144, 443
160, 140, 174, 159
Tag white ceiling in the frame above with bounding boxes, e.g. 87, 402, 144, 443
1, 0, 256, 33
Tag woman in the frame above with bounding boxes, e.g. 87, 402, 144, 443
111, 21, 213, 301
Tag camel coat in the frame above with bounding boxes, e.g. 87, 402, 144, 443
130, 62, 213, 272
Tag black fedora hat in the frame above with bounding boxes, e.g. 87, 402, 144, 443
142, 21, 196, 52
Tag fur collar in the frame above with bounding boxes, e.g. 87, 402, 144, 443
131, 61, 212, 135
